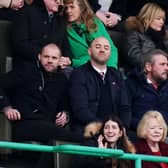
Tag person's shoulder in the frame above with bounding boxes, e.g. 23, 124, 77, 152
70, 63, 91, 80
108, 67, 122, 78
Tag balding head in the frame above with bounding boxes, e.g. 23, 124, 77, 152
88, 37, 111, 66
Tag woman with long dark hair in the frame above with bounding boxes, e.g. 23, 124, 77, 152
73, 115, 135, 168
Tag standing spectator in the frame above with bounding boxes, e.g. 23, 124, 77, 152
135, 110, 168, 168
125, 2, 168, 69
88, 0, 127, 32
12, 0, 71, 69
73, 115, 135, 168
69, 37, 131, 134
0, 0, 24, 9
63, 0, 118, 68
126, 49, 168, 132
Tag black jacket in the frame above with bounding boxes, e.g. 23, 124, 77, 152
12, 1, 71, 67
0, 62, 69, 121
69, 62, 131, 130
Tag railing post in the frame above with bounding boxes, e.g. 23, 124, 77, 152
135, 158, 142, 168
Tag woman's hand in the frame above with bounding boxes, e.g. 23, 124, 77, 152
97, 134, 107, 148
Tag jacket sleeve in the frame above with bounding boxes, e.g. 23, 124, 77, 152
118, 77, 131, 128
127, 31, 144, 67
0, 0, 11, 8
69, 69, 99, 125
0, 70, 24, 111
57, 75, 70, 112
12, 6, 42, 62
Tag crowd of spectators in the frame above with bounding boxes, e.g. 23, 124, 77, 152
1, 0, 168, 168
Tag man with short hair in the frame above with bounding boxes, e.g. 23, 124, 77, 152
126, 49, 168, 131
0, 43, 81, 143
69, 36, 131, 133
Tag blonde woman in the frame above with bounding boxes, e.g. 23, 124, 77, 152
125, 2, 168, 69
135, 110, 168, 168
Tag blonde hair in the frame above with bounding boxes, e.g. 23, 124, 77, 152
137, 110, 168, 141
63, 0, 97, 32
137, 2, 165, 31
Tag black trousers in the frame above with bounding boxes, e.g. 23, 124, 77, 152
12, 119, 83, 143
12, 120, 83, 168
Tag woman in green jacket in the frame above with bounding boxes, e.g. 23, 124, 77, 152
63, 0, 118, 68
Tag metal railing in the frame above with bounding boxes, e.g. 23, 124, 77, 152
0, 141, 168, 168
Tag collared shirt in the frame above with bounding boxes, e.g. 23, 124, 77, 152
92, 65, 107, 76
146, 78, 158, 90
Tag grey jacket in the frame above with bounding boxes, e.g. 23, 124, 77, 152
125, 16, 168, 68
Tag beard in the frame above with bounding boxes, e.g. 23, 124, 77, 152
153, 72, 168, 84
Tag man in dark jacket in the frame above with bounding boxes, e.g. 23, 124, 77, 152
126, 49, 168, 131
0, 43, 81, 143
12, 0, 71, 69
69, 36, 131, 133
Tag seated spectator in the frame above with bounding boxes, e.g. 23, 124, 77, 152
126, 0, 168, 25
88, 0, 127, 32
135, 110, 168, 168
69, 36, 131, 134
73, 115, 135, 168
0, 0, 24, 10
0, 43, 83, 167
12, 0, 71, 69
126, 49, 168, 132
63, 0, 118, 68
125, 2, 168, 69
0, 43, 83, 143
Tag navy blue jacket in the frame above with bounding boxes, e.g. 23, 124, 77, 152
69, 62, 131, 130
126, 68, 168, 130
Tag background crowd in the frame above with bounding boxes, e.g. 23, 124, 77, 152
1, 0, 168, 168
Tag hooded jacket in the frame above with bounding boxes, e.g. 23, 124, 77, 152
0, 62, 69, 121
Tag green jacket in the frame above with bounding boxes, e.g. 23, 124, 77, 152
67, 18, 118, 68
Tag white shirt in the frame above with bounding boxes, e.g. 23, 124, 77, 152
98, 0, 113, 12
92, 65, 107, 76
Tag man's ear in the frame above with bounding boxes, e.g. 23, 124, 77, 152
145, 62, 152, 72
